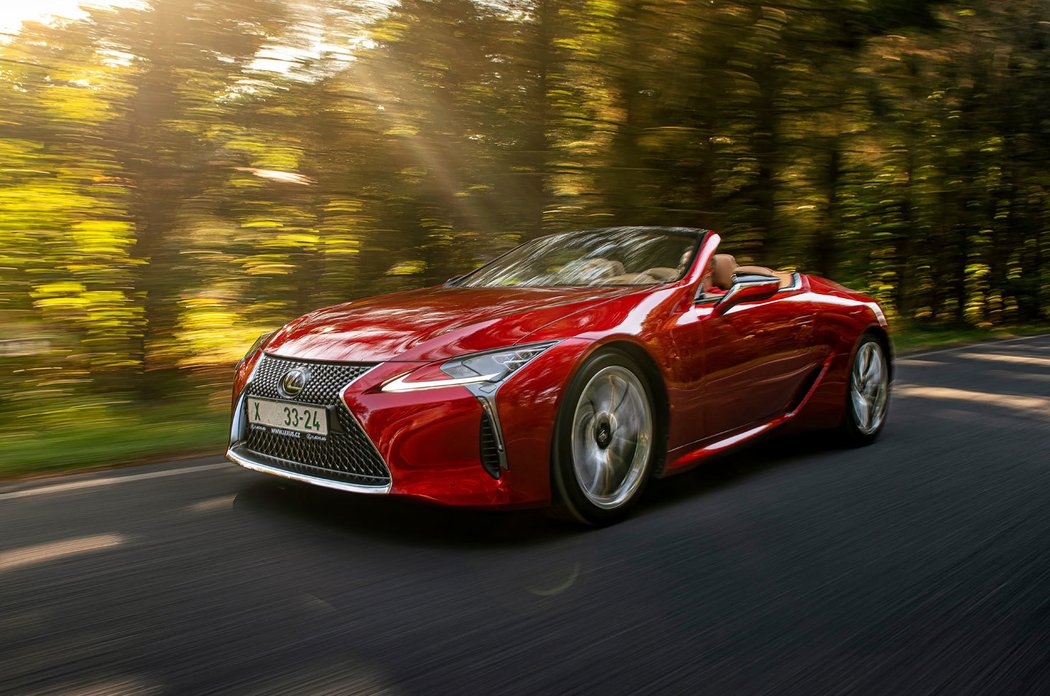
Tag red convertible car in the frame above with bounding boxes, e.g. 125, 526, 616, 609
228, 227, 891, 524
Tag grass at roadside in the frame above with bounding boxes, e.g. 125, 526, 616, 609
892, 322, 1050, 355
2, 322, 1047, 481
0, 401, 229, 480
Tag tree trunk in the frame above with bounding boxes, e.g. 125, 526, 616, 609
812, 136, 842, 277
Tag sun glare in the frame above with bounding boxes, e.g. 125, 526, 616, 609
0, 0, 142, 36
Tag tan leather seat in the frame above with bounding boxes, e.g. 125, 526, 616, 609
574, 258, 625, 279
644, 267, 680, 282
603, 273, 657, 285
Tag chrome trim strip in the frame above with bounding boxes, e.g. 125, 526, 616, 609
715, 277, 781, 312
779, 272, 802, 293
227, 446, 392, 495
730, 271, 802, 293
229, 356, 266, 447
476, 395, 509, 471
230, 393, 247, 445
696, 270, 802, 305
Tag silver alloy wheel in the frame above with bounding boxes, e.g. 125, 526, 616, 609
570, 365, 653, 510
850, 341, 889, 436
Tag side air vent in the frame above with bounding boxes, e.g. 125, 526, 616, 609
479, 411, 502, 479
787, 363, 827, 415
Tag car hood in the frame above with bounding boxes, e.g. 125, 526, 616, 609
264, 285, 633, 364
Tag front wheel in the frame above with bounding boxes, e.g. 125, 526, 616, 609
841, 335, 890, 445
552, 350, 657, 525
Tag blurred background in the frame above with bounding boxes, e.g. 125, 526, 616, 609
1, 0, 1047, 476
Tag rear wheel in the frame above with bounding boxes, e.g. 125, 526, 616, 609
552, 351, 656, 525
841, 335, 890, 445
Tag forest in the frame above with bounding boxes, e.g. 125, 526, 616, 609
1, 0, 1048, 471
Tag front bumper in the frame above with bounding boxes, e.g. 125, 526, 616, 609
227, 339, 590, 508
227, 445, 392, 495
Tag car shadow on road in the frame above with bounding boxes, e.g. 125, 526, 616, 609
643, 431, 844, 512
232, 431, 839, 549
233, 477, 580, 549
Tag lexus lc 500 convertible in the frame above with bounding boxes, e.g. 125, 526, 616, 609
228, 227, 892, 524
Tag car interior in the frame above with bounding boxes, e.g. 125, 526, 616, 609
698, 253, 797, 300
561, 258, 682, 285
554, 249, 796, 292
566, 244, 695, 285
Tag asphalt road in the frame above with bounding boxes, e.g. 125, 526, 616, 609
2, 335, 1050, 695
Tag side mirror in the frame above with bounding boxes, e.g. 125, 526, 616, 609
715, 277, 780, 314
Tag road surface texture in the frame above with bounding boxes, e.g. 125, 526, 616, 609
2, 335, 1049, 695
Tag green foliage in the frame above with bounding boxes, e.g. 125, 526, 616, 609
0, 0, 1048, 473
0, 399, 229, 478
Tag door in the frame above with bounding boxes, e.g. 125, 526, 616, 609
699, 293, 817, 437
670, 278, 818, 447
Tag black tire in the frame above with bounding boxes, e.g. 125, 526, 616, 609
840, 334, 891, 446
551, 349, 658, 526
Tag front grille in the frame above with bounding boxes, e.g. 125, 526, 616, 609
479, 411, 501, 479
241, 355, 391, 487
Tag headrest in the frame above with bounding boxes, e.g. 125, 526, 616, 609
711, 254, 736, 290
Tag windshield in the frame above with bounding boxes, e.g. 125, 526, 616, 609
457, 228, 701, 288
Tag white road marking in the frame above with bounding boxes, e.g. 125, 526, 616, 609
0, 533, 126, 573
0, 462, 229, 501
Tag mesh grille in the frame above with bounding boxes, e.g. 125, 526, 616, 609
241, 355, 391, 486
479, 411, 501, 480
249, 355, 372, 403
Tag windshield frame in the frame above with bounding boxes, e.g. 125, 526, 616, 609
451, 227, 708, 290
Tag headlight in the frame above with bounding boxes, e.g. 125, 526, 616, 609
381, 342, 556, 393
240, 330, 274, 364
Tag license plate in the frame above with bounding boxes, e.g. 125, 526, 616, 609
247, 398, 329, 437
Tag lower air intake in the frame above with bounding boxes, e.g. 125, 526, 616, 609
479, 411, 502, 479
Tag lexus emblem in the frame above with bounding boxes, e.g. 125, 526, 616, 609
279, 368, 309, 398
